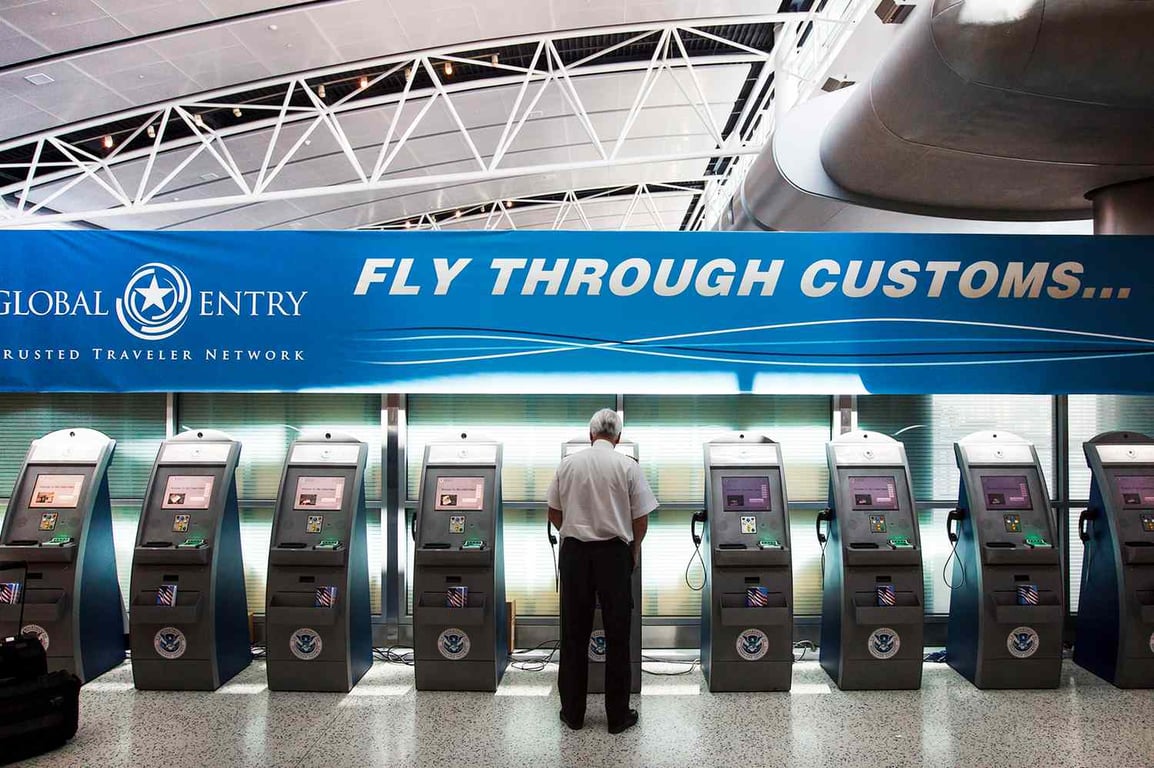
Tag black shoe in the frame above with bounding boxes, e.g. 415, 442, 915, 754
560, 710, 583, 731
607, 709, 638, 735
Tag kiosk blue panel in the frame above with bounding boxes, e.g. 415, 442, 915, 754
129, 430, 251, 690
0, 428, 125, 683
947, 432, 1064, 689
1075, 432, 1154, 688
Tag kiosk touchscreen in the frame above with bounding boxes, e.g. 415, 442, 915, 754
551, 438, 642, 695
947, 431, 1064, 689
129, 430, 251, 690
1075, 432, 1154, 688
265, 432, 371, 692
819, 431, 924, 690
413, 436, 507, 691
0, 428, 124, 682
697, 435, 793, 692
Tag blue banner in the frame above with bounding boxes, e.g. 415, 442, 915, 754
1, 230, 1152, 394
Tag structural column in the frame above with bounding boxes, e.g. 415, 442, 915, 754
1089, 178, 1154, 234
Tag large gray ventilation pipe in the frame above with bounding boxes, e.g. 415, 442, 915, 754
725, 0, 1154, 233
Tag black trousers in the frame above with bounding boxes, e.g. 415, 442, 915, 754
558, 537, 633, 724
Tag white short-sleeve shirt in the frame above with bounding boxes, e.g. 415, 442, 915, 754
546, 439, 658, 543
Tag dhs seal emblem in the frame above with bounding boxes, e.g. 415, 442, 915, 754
588, 629, 607, 662
116, 262, 192, 341
437, 628, 470, 660
154, 627, 186, 659
867, 628, 900, 660
736, 629, 769, 661
1007, 626, 1040, 659
21, 624, 49, 651
1149, 631, 1154, 655
290, 628, 323, 661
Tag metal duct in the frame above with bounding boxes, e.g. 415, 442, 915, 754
727, 0, 1154, 231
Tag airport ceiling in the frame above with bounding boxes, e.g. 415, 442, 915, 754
0, 0, 875, 231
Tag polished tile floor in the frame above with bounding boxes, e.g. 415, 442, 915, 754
17, 657, 1154, 768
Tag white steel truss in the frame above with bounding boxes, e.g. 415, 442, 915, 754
0, 9, 864, 230
358, 182, 705, 231
696, 0, 876, 230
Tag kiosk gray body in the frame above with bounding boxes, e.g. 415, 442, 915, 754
413, 437, 508, 691
1074, 432, 1154, 688
0, 428, 125, 683
700, 435, 793, 692
947, 431, 1064, 689
820, 431, 925, 690
129, 430, 251, 690
560, 439, 642, 695
265, 432, 372, 692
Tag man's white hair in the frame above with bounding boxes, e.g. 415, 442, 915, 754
589, 408, 622, 439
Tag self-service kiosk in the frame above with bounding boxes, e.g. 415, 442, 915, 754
412, 436, 507, 691
265, 432, 372, 692
548, 437, 642, 695
1075, 432, 1154, 688
947, 431, 1064, 689
819, 431, 924, 690
695, 434, 793, 692
129, 430, 251, 690
0, 429, 124, 682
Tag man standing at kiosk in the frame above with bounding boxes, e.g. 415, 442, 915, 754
547, 409, 657, 734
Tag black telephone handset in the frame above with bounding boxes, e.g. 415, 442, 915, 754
946, 508, 965, 544
690, 511, 707, 547
1078, 507, 1098, 543
546, 519, 558, 546
816, 508, 832, 545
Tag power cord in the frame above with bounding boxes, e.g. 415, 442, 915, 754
641, 654, 700, 676
792, 640, 816, 663
375, 646, 415, 665
923, 649, 948, 663
509, 640, 561, 672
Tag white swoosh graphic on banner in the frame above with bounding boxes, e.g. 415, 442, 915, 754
357, 318, 1154, 368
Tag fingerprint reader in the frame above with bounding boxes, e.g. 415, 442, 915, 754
888, 536, 912, 549
758, 537, 781, 550
177, 536, 205, 548
315, 538, 341, 550
1025, 535, 1051, 548
462, 538, 485, 550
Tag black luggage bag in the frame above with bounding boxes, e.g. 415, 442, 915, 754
0, 561, 81, 765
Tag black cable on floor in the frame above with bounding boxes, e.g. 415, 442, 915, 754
509, 639, 561, 672
924, 649, 948, 663
640, 654, 700, 676
792, 640, 816, 662
375, 646, 415, 666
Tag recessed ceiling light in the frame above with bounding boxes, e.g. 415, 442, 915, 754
268, 24, 278, 31
24, 73, 54, 86
199, 172, 220, 181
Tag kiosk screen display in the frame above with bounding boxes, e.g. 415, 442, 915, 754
849, 476, 898, 510
294, 476, 346, 511
162, 475, 215, 510
29, 474, 85, 508
1116, 475, 1154, 508
981, 475, 1032, 510
434, 477, 485, 511
722, 476, 770, 512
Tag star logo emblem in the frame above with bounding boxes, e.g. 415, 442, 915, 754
116, 263, 192, 341
135, 275, 174, 312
